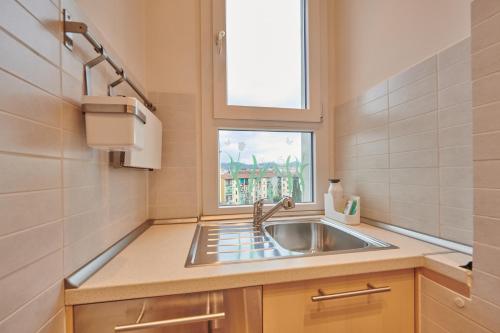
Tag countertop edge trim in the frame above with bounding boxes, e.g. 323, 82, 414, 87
64, 256, 423, 305
361, 218, 473, 255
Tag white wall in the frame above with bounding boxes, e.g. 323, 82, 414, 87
334, 0, 472, 105
75, 0, 148, 88
145, 0, 202, 219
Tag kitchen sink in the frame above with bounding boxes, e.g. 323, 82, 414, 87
185, 218, 396, 267
264, 221, 370, 253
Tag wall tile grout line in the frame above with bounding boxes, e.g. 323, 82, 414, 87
35, 308, 64, 333
0, 67, 61, 102
13, 0, 61, 40
0, 247, 62, 290
435, 55, 442, 239
0, 26, 61, 76
0, 279, 62, 327
471, 8, 500, 29
0, 109, 62, 131
0, 150, 63, 161
471, 71, 500, 84
0, 216, 63, 240
471, 39, 500, 56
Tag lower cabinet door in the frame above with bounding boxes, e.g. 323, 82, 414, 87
263, 269, 414, 333
73, 286, 262, 333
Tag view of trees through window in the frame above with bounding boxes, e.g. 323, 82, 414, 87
219, 130, 313, 206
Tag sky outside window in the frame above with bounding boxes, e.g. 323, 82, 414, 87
225, 0, 306, 109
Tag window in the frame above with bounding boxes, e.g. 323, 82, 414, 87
218, 130, 313, 207
201, 0, 328, 216
212, 0, 322, 122
225, 0, 307, 109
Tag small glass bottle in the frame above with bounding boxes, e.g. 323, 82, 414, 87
328, 179, 344, 212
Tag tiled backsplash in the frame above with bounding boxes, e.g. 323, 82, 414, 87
335, 38, 473, 245
0, 0, 148, 331
148, 92, 199, 219
471, 0, 500, 327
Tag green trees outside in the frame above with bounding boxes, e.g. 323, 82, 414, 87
225, 153, 309, 205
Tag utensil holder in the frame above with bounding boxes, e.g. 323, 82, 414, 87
324, 194, 361, 225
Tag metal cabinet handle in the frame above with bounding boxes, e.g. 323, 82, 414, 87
311, 283, 391, 302
114, 312, 225, 332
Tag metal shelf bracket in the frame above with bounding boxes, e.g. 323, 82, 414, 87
62, 9, 156, 112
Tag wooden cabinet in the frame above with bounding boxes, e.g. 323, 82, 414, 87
263, 269, 414, 333
70, 287, 262, 333
417, 270, 491, 333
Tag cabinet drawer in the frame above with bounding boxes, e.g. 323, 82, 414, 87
419, 275, 492, 333
72, 286, 262, 333
420, 274, 470, 314
264, 269, 414, 333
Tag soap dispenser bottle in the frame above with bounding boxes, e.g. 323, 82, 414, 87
328, 179, 344, 212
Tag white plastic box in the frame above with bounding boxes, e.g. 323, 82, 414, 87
324, 193, 361, 225
83, 96, 145, 151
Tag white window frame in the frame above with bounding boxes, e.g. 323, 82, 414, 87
212, 0, 323, 123
201, 0, 330, 216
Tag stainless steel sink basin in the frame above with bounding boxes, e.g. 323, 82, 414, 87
185, 218, 396, 267
264, 221, 369, 253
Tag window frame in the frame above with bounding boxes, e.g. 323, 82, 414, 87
217, 129, 315, 208
201, 0, 330, 216
212, 0, 323, 122
202, 123, 327, 216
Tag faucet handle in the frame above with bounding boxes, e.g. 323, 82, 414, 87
282, 196, 296, 209
253, 199, 264, 218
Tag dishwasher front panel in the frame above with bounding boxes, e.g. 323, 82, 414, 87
73, 286, 262, 333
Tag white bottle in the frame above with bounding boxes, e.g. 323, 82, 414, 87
328, 179, 344, 213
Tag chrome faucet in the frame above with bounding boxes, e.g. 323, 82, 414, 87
253, 196, 296, 227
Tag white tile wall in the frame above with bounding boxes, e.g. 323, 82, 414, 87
0, 0, 148, 332
438, 39, 474, 245
335, 38, 473, 243
471, 3, 500, 328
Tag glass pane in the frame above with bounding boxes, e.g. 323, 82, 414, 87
219, 130, 313, 206
225, 0, 306, 109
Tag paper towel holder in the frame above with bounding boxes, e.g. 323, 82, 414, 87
63, 9, 163, 171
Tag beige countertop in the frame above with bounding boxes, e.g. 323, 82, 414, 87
65, 219, 471, 305
424, 252, 473, 285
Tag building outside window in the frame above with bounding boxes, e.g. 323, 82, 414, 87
219, 130, 313, 206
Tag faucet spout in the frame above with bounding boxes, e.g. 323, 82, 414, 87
253, 196, 296, 227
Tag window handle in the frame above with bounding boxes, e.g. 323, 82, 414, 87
216, 30, 226, 54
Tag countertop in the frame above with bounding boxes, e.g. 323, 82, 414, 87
424, 252, 473, 285
65, 218, 472, 305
